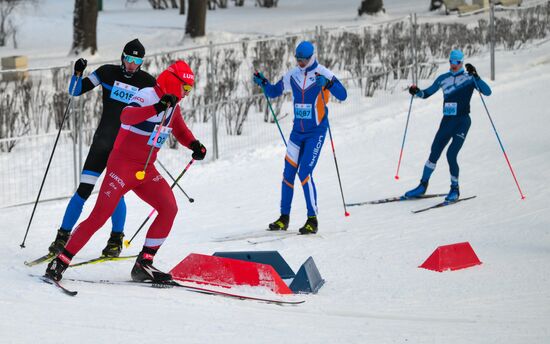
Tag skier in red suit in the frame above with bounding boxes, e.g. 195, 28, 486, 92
45, 60, 207, 284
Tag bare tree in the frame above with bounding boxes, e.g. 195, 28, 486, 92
358, 0, 384, 16
0, 0, 23, 47
71, 0, 98, 55
186, 0, 207, 37
179, 0, 185, 14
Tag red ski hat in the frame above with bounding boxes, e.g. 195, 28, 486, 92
156, 60, 195, 100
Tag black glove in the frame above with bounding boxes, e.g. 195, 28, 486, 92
408, 85, 420, 95
74, 58, 87, 75
465, 63, 479, 79
153, 94, 178, 113
190, 140, 207, 160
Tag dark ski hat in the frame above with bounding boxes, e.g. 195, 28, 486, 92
123, 38, 145, 58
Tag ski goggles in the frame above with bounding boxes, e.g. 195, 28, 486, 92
295, 56, 311, 63
123, 53, 143, 65
449, 59, 462, 65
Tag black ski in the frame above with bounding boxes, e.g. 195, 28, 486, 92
64, 278, 304, 305
69, 255, 138, 268
412, 195, 477, 214
24, 253, 55, 267
38, 275, 78, 296
346, 193, 447, 207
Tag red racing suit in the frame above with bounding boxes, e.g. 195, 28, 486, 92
64, 85, 196, 256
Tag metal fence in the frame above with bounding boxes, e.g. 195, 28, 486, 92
1, 1, 549, 208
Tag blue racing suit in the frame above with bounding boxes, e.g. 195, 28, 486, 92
263, 59, 347, 216
415, 68, 492, 185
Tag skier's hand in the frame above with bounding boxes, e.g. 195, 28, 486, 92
190, 140, 207, 160
465, 63, 479, 79
315, 74, 333, 89
408, 85, 420, 95
154, 94, 178, 113
74, 58, 87, 76
253, 72, 268, 87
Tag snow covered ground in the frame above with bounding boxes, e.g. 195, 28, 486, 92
1, 0, 550, 343
1, 25, 549, 344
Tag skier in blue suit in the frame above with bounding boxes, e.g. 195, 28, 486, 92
253, 41, 347, 234
404, 49, 492, 201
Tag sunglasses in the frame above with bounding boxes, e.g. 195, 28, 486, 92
449, 60, 462, 65
295, 56, 311, 63
123, 53, 143, 65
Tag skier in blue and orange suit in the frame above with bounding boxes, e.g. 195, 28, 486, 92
254, 41, 347, 234
404, 49, 492, 201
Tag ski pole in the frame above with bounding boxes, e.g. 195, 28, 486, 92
157, 158, 194, 203
135, 105, 174, 181
255, 71, 287, 146
20, 72, 81, 249
473, 78, 525, 200
124, 159, 195, 248
317, 78, 350, 217
395, 94, 414, 180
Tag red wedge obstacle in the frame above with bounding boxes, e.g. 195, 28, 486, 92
169, 253, 293, 294
419, 242, 482, 272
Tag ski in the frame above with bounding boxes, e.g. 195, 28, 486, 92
38, 275, 78, 296
64, 278, 305, 305
69, 255, 138, 268
24, 253, 55, 267
412, 195, 477, 214
212, 230, 296, 243
346, 193, 447, 207
247, 232, 324, 245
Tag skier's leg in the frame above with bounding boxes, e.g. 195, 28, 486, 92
297, 127, 327, 217
446, 115, 472, 186
280, 132, 303, 216
132, 167, 178, 252
424, 118, 454, 182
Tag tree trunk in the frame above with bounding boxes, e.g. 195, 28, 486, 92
186, 0, 207, 37
358, 0, 384, 16
71, 0, 98, 55
179, 0, 185, 14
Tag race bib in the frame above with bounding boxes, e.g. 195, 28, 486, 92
110, 81, 138, 104
147, 125, 172, 148
294, 103, 312, 120
443, 102, 458, 116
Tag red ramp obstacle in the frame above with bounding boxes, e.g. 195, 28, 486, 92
419, 242, 482, 272
170, 251, 324, 295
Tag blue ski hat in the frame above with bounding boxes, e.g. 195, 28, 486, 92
295, 41, 314, 59
449, 49, 464, 62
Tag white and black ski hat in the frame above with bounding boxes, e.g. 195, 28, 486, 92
123, 38, 145, 58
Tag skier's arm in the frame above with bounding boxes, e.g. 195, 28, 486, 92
326, 77, 347, 101
474, 78, 492, 96
120, 104, 158, 125
264, 79, 284, 98
68, 62, 104, 96
418, 76, 443, 99
171, 106, 197, 149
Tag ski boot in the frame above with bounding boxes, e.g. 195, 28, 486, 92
131, 251, 174, 288
445, 185, 460, 202
404, 180, 429, 198
268, 214, 289, 231
44, 252, 72, 281
299, 216, 318, 235
101, 232, 124, 258
48, 229, 71, 255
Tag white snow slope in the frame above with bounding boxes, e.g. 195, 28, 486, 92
0, 39, 550, 343
1, 35, 549, 343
